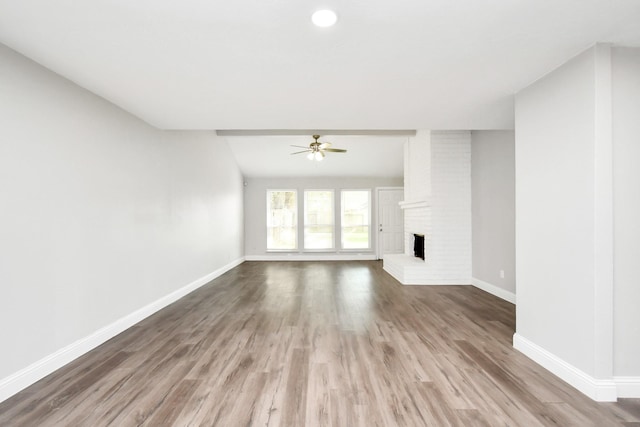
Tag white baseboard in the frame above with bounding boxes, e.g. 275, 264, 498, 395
614, 377, 640, 398
471, 277, 516, 304
513, 333, 617, 402
0, 257, 245, 404
401, 281, 471, 286
245, 254, 377, 261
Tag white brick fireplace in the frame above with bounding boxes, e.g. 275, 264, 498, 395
383, 130, 472, 285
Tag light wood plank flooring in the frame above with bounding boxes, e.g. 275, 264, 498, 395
1, 261, 639, 426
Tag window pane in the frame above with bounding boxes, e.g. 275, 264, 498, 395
304, 190, 334, 249
267, 190, 297, 250
341, 190, 370, 249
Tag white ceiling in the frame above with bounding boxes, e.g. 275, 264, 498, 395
1, 1, 639, 177
1, 1, 640, 132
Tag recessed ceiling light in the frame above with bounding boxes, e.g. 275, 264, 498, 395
311, 10, 337, 27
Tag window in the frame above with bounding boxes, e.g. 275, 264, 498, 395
304, 190, 334, 249
341, 190, 371, 249
267, 190, 297, 250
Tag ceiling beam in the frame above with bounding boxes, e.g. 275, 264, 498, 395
216, 129, 416, 137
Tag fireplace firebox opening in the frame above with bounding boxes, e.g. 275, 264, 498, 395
413, 234, 425, 260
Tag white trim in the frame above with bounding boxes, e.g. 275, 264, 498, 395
245, 254, 376, 261
471, 277, 516, 304
593, 42, 614, 381
513, 333, 617, 402
398, 200, 429, 210
614, 377, 640, 398
0, 257, 245, 404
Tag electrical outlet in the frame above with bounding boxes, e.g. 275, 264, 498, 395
499, 270, 505, 279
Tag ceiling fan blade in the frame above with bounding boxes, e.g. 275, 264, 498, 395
291, 144, 312, 149
322, 148, 347, 153
319, 142, 332, 149
291, 150, 312, 155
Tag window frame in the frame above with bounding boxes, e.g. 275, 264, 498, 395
340, 189, 372, 250
303, 189, 336, 251
266, 189, 298, 251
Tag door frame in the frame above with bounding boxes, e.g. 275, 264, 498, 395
375, 186, 404, 260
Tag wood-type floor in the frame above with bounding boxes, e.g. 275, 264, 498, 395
1, 261, 639, 426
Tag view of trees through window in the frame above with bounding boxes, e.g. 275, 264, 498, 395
304, 190, 334, 249
267, 189, 370, 251
266, 190, 297, 250
341, 190, 371, 249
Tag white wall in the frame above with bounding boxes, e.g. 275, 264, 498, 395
243, 176, 402, 259
515, 47, 597, 377
403, 130, 431, 204
471, 131, 515, 299
612, 47, 640, 378
512, 44, 640, 401
0, 44, 244, 397
429, 131, 472, 282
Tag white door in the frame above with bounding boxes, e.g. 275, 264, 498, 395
377, 188, 404, 259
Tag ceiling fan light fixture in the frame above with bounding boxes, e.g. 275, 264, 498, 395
312, 10, 337, 27
291, 135, 346, 160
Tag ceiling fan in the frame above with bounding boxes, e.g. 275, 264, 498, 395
290, 135, 347, 161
